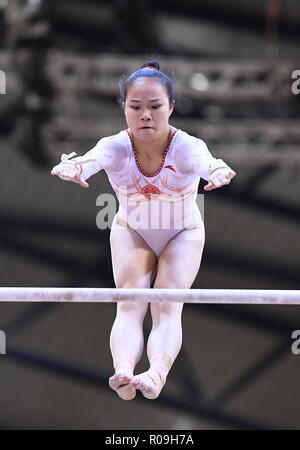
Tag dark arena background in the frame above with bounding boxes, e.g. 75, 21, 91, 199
0, 0, 300, 431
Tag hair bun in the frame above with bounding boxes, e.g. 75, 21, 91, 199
140, 61, 160, 71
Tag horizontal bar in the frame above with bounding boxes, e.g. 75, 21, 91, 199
0, 288, 299, 304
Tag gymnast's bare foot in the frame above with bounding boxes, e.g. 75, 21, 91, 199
129, 371, 162, 400
109, 370, 136, 400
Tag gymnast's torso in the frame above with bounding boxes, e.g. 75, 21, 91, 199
74, 127, 219, 256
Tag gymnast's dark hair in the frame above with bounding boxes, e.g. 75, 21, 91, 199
118, 60, 175, 105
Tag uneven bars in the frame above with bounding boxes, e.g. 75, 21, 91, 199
0, 288, 299, 304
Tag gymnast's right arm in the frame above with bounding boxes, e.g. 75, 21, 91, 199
50, 137, 124, 188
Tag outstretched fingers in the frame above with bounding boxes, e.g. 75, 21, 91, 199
204, 168, 236, 191
51, 164, 89, 188
78, 176, 89, 188
74, 172, 89, 188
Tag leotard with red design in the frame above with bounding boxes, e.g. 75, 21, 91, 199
72, 128, 229, 256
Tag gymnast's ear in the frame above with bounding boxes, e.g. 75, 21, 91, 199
169, 100, 175, 116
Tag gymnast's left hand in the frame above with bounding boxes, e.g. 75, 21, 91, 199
204, 168, 236, 191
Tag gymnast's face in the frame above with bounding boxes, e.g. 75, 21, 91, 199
123, 78, 175, 141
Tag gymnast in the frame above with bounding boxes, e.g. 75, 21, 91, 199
51, 61, 236, 401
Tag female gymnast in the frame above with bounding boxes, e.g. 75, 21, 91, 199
51, 61, 236, 401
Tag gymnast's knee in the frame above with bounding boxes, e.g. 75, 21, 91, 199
115, 277, 151, 290
116, 298, 148, 320
150, 302, 183, 319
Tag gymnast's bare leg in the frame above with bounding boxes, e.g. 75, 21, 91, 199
109, 215, 157, 400
129, 221, 205, 399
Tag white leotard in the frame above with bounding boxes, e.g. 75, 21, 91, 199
72, 128, 229, 256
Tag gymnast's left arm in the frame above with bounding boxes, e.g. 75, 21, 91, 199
179, 138, 236, 191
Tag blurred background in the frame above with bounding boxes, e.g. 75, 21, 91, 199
0, 0, 300, 430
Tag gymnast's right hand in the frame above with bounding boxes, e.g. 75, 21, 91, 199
51, 153, 89, 188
